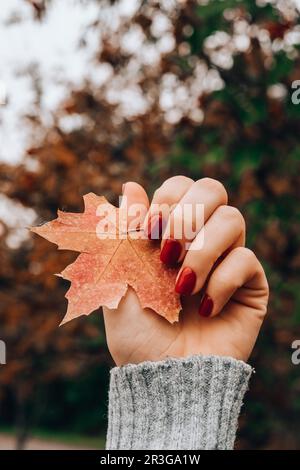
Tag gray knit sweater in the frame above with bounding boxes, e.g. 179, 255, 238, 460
106, 354, 253, 450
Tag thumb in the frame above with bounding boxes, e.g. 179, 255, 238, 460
120, 182, 149, 231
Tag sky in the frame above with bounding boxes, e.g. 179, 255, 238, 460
0, 0, 101, 164
0, 0, 142, 164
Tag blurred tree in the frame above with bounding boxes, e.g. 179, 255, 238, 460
0, 218, 109, 448
1, 0, 300, 449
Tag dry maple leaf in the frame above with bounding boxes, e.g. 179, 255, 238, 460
31, 193, 181, 324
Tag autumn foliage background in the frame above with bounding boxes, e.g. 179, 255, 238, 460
1, 0, 300, 449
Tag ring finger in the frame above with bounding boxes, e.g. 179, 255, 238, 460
175, 205, 246, 296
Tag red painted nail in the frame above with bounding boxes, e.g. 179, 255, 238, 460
175, 267, 196, 295
160, 239, 182, 266
199, 294, 213, 317
147, 214, 163, 240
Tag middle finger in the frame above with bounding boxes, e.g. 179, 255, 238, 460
160, 178, 228, 266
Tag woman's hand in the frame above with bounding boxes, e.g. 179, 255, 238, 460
103, 177, 269, 366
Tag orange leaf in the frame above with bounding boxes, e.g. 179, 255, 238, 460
31, 193, 181, 324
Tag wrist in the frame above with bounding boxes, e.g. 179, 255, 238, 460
111, 345, 250, 367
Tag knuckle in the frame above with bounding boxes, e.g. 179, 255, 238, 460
152, 187, 162, 200
162, 175, 194, 190
218, 205, 245, 230
212, 269, 232, 290
154, 176, 194, 203
233, 246, 255, 262
234, 247, 268, 284
197, 178, 228, 204
233, 246, 268, 279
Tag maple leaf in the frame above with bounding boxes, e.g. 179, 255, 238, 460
31, 193, 181, 324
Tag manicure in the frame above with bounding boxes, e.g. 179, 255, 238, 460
147, 214, 163, 240
160, 239, 182, 266
199, 294, 213, 317
175, 267, 196, 295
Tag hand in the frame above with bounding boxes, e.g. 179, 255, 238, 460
103, 177, 269, 366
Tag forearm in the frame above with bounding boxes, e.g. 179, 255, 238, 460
106, 354, 253, 450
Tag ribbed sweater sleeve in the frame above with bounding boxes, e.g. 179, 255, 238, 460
106, 354, 253, 450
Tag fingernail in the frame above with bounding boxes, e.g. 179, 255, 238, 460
147, 214, 163, 240
175, 267, 196, 295
199, 294, 213, 317
160, 239, 182, 266
122, 183, 126, 193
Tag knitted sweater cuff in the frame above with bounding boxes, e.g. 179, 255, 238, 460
106, 354, 253, 450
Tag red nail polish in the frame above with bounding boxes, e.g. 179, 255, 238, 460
199, 294, 213, 317
147, 214, 163, 240
160, 239, 182, 266
175, 267, 196, 295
